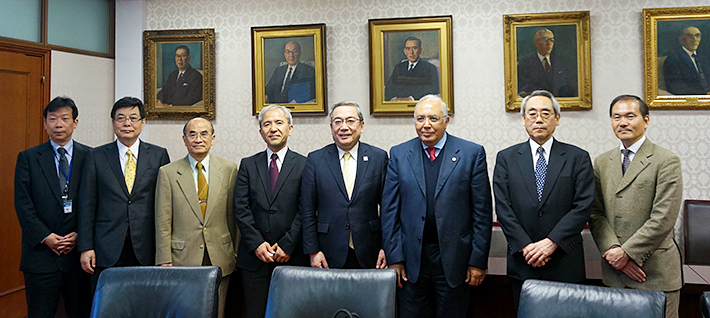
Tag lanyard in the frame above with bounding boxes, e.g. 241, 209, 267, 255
54, 149, 73, 196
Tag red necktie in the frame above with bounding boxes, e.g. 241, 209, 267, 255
427, 147, 436, 161
269, 153, 279, 194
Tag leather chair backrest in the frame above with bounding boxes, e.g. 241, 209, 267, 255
90, 266, 221, 318
518, 279, 665, 318
702, 291, 710, 318
265, 266, 396, 318
684, 200, 710, 265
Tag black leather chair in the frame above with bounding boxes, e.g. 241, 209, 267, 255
701, 291, 710, 318
683, 200, 710, 265
265, 266, 396, 318
90, 266, 222, 318
518, 279, 665, 318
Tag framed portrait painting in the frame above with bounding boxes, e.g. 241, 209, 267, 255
643, 6, 710, 109
252, 23, 327, 115
369, 16, 453, 114
503, 11, 592, 111
143, 28, 215, 119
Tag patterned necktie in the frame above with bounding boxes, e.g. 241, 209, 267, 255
269, 153, 279, 194
621, 149, 631, 175
692, 53, 708, 90
125, 149, 136, 194
534, 147, 547, 201
197, 162, 208, 218
426, 147, 437, 162
343, 152, 355, 249
57, 147, 69, 191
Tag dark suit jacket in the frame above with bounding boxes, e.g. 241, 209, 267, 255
385, 59, 439, 100
493, 139, 594, 282
15, 141, 90, 273
235, 149, 308, 271
518, 53, 577, 97
264, 63, 316, 103
381, 135, 493, 287
301, 143, 388, 269
77, 140, 170, 267
156, 65, 203, 106
663, 47, 710, 95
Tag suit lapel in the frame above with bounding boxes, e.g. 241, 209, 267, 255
106, 142, 130, 197
407, 140, 426, 197
204, 156, 223, 223
68, 144, 87, 198
176, 157, 202, 222
254, 151, 272, 202
325, 145, 349, 201
539, 140, 567, 205
270, 150, 295, 204
435, 138, 460, 198
616, 140, 653, 193
37, 142, 62, 204
349, 144, 370, 202
132, 141, 152, 196
515, 143, 539, 203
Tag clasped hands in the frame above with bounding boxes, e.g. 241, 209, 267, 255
603, 246, 646, 283
520, 238, 557, 268
255, 242, 291, 263
44, 232, 77, 255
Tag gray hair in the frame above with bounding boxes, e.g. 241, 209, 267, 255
258, 104, 293, 125
413, 94, 448, 118
330, 101, 364, 122
520, 90, 561, 115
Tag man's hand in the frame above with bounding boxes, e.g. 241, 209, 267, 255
522, 238, 557, 267
43, 233, 63, 255
254, 242, 275, 263
603, 246, 629, 270
388, 262, 407, 288
310, 251, 329, 268
376, 249, 387, 269
620, 260, 646, 282
80, 250, 96, 274
272, 243, 291, 263
57, 232, 77, 254
160, 263, 173, 266
465, 266, 486, 286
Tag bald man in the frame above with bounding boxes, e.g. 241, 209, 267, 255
663, 26, 710, 95
518, 28, 577, 97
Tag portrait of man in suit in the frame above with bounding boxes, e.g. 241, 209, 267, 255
15, 97, 91, 318
234, 105, 308, 318
156, 44, 204, 106
517, 28, 578, 98
385, 36, 440, 101
381, 95, 492, 318
589, 95, 683, 318
662, 26, 710, 95
155, 117, 239, 318
493, 90, 594, 307
301, 101, 388, 270
77, 97, 170, 295
264, 40, 316, 104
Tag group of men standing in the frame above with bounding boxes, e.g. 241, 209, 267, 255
16, 89, 683, 318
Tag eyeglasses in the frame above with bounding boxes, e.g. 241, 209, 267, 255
525, 111, 554, 120
284, 50, 300, 55
331, 117, 360, 127
682, 33, 702, 39
535, 37, 555, 43
186, 131, 212, 140
114, 115, 143, 124
416, 115, 441, 123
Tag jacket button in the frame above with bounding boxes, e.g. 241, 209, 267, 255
270, 210, 275, 215
421, 216, 425, 221
345, 224, 350, 230
417, 237, 422, 242
203, 227, 207, 231
538, 212, 543, 217
200, 244, 204, 249
128, 200, 132, 204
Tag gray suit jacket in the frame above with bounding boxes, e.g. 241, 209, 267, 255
589, 139, 683, 291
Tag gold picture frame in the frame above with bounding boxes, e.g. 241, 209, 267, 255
643, 6, 710, 109
503, 11, 591, 111
368, 16, 453, 114
143, 28, 215, 120
252, 23, 327, 115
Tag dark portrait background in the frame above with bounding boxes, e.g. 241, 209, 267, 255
657, 19, 710, 56
383, 30, 440, 83
515, 24, 578, 82
157, 42, 203, 90
263, 36, 315, 86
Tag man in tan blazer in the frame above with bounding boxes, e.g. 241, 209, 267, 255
155, 117, 239, 318
589, 95, 683, 318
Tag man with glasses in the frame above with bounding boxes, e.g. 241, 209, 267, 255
156, 45, 203, 106
155, 117, 239, 318
301, 101, 388, 269
492, 90, 594, 308
264, 40, 316, 103
385, 36, 440, 101
77, 97, 170, 295
663, 26, 710, 95
518, 28, 577, 97
382, 95, 492, 318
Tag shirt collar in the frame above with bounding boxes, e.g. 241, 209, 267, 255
337, 142, 359, 160
267, 146, 289, 162
117, 139, 140, 158
421, 132, 448, 151
50, 139, 74, 156
408, 59, 420, 68
682, 46, 697, 57
620, 135, 646, 154
537, 52, 550, 61
188, 153, 210, 171
529, 136, 554, 155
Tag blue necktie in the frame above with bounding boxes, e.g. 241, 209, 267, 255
535, 147, 547, 201
621, 149, 631, 175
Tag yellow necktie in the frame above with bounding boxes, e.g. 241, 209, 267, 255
197, 162, 208, 219
343, 152, 355, 249
125, 149, 136, 194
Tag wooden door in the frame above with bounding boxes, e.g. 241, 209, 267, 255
0, 42, 50, 318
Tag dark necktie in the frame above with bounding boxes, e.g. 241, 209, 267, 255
57, 147, 69, 191
177, 72, 184, 83
408, 63, 415, 72
621, 149, 631, 175
692, 53, 708, 91
543, 57, 551, 73
426, 147, 436, 161
269, 153, 279, 194
281, 67, 293, 93
535, 147, 547, 201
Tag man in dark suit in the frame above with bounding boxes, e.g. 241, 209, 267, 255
156, 45, 203, 106
234, 105, 308, 318
493, 90, 594, 307
301, 101, 388, 269
15, 97, 91, 318
264, 41, 316, 103
663, 26, 710, 95
77, 97, 170, 294
385, 36, 439, 101
518, 29, 577, 97
381, 95, 492, 318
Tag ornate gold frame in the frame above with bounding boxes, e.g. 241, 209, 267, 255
143, 29, 215, 120
503, 11, 591, 111
368, 16, 453, 114
643, 6, 710, 109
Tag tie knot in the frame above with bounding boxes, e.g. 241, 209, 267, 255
196, 162, 203, 170
537, 147, 545, 155
692, 53, 697, 58
621, 149, 631, 156
271, 153, 278, 161
344, 152, 352, 160
126, 149, 133, 156
58, 147, 67, 155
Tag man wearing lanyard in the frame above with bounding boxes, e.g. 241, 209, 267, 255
15, 97, 92, 318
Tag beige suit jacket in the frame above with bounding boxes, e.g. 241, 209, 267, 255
589, 139, 683, 291
155, 155, 239, 276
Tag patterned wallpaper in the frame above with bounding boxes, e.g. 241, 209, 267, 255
139, 0, 710, 205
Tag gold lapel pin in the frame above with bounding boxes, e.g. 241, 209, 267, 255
452, 157, 457, 162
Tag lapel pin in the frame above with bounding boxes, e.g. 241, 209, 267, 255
452, 157, 457, 162
363, 156, 369, 162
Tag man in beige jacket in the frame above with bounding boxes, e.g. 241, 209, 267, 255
155, 117, 239, 318
589, 95, 683, 318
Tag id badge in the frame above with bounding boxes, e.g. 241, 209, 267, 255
63, 199, 72, 214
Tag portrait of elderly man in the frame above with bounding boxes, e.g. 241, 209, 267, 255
264, 40, 317, 104
518, 28, 577, 98
385, 36, 440, 101
156, 45, 204, 106
663, 25, 710, 95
